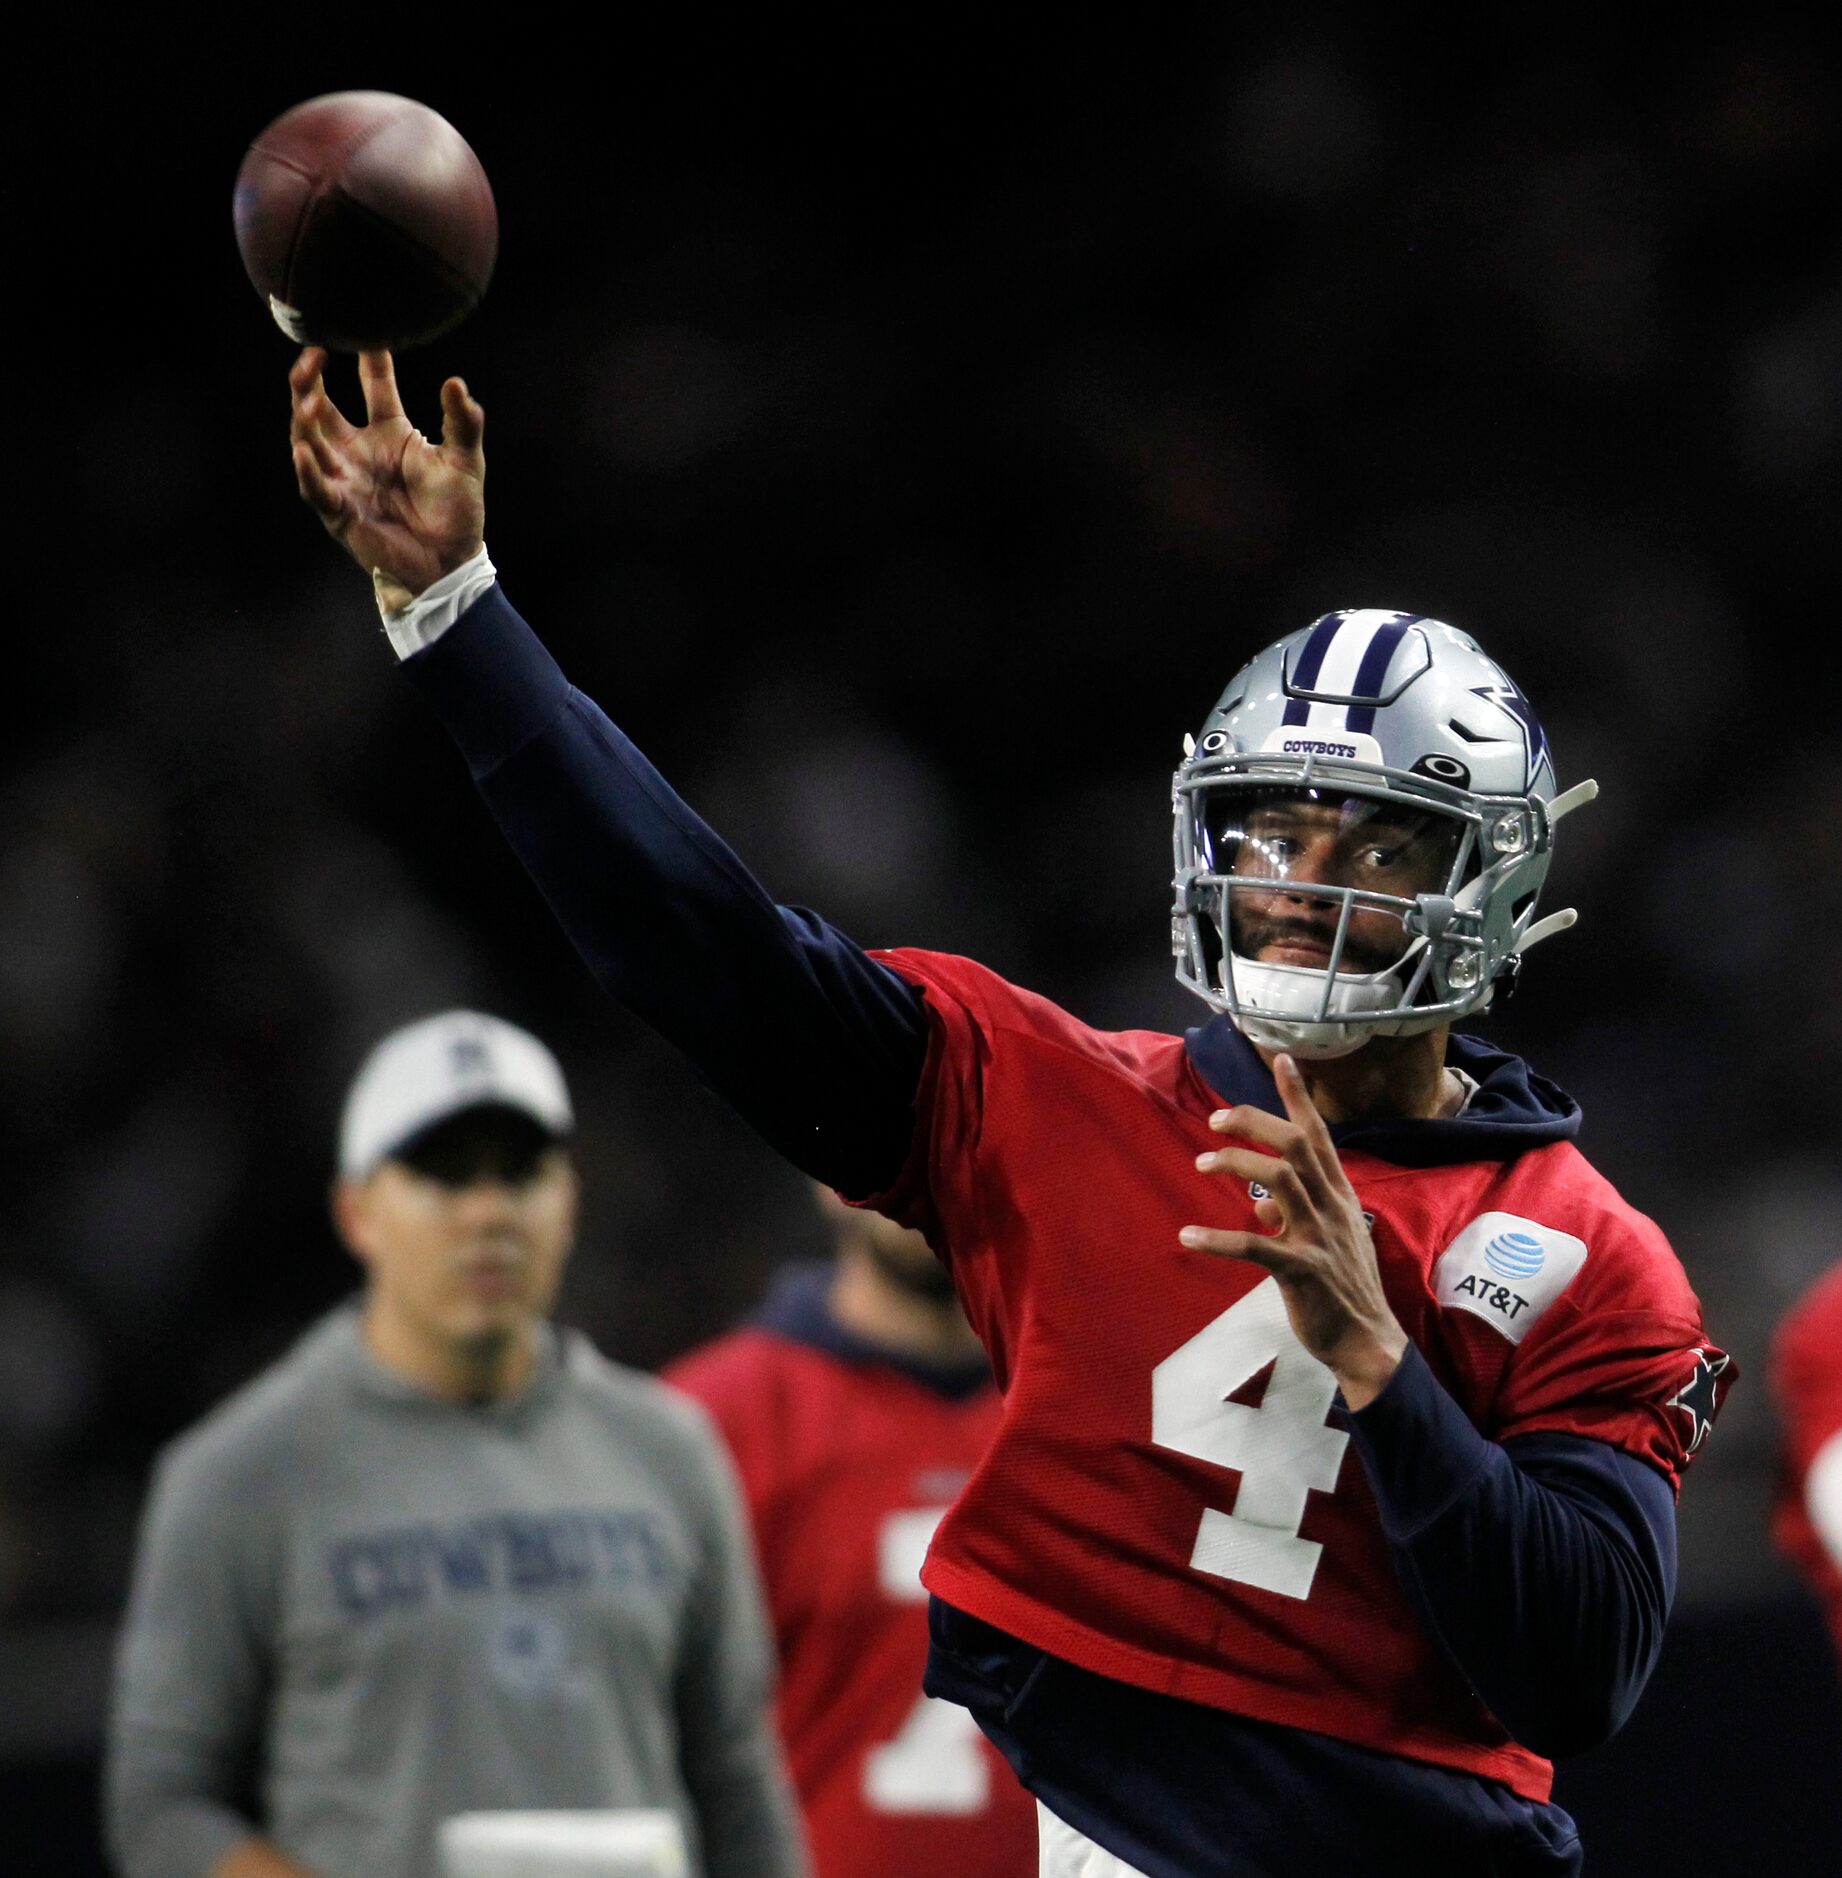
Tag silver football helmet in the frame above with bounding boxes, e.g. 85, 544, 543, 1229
1171, 608, 1597, 1058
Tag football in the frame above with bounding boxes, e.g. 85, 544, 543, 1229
233, 91, 497, 352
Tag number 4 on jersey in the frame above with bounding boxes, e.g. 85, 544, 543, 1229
1151, 1277, 1350, 1600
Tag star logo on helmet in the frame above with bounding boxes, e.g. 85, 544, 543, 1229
1666, 1348, 1731, 1456
1470, 680, 1551, 784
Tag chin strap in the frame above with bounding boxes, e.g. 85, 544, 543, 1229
1510, 778, 1598, 959
1513, 906, 1578, 957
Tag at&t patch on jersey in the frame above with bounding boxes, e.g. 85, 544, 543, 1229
1432, 1212, 1588, 1343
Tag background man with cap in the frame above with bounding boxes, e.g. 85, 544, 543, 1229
104, 1010, 808, 1878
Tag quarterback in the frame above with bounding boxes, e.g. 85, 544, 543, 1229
286, 348, 1731, 1878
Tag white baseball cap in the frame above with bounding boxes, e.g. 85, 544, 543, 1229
338, 1011, 575, 1178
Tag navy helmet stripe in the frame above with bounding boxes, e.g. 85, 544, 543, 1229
1344, 617, 1416, 733
1282, 615, 1346, 726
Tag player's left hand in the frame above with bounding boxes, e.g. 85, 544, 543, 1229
1181, 1053, 1408, 1411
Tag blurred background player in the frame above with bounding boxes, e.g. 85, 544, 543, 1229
1770, 1263, 1842, 1676
104, 1010, 807, 1878
665, 1192, 1038, 1878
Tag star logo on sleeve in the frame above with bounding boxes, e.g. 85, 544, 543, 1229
1667, 1348, 1731, 1455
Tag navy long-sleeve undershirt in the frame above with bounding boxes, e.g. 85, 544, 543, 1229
400, 583, 1675, 1765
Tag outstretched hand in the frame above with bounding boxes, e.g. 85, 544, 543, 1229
1181, 1053, 1408, 1410
289, 347, 485, 610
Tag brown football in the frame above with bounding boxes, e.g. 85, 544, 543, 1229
233, 91, 497, 352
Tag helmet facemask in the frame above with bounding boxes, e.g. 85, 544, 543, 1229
1171, 611, 1593, 1058
1174, 756, 1568, 1058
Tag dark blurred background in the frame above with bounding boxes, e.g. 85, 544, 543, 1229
7, 11, 1842, 1870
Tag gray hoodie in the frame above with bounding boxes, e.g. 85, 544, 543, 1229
104, 1304, 807, 1878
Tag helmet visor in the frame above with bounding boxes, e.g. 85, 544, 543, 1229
1202, 787, 1466, 974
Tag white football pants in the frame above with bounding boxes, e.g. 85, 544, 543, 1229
1037, 1800, 1156, 1878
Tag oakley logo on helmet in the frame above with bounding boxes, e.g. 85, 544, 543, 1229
1411, 753, 1471, 787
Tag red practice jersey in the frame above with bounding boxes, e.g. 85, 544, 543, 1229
1771, 1262, 1842, 1663
665, 1270, 1039, 1878
864, 950, 1730, 1805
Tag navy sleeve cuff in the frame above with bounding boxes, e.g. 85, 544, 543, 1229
398, 585, 573, 778
1347, 1342, 1496, 1541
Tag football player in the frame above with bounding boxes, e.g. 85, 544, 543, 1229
1770, 1264, 1842, 1668
665, 1193, 1038, 1877
287, 347, 1733, 1878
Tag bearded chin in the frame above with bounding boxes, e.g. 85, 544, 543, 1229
866, 1235, 959, 1303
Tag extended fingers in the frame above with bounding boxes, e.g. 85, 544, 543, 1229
290, 348, 354, 444
1197, 1141, 1309, 1207
440, 376, 485, 461
294, 398, 348, 482
288, 346, 326, 400
1272, 1053, 1333, 1150
1271, 1054, 1349, 1191
288, 353, 349, 524
1208, 1104, 1295, 1150
357, 348, 406, 424
292, 439, 347, 528
1178, 1224, 1292, 1270
1206, 1095, 1335, 1204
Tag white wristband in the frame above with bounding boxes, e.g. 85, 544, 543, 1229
379, 544, 498, 659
